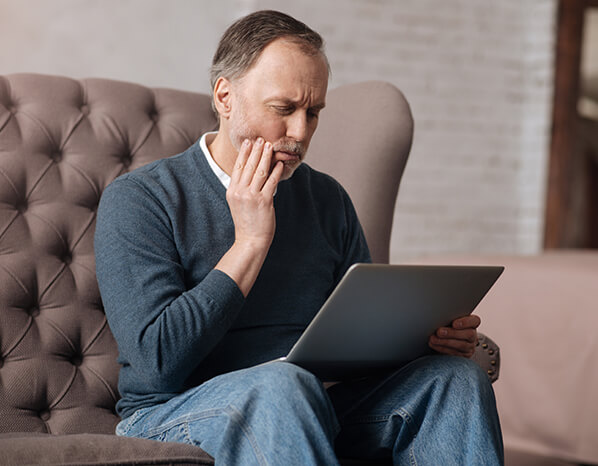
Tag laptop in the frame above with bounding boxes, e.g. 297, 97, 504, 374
280, 263, 504, 381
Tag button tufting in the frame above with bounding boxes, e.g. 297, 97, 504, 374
71, 355, 83, 367
29, 307, 40, 318
51, 151, 63, 162
120, 155, 132, 168
149, 110, 159, 122
62, 253, 72, 265
39, 410, 51, 422
16, 201, 28, 214
80, 104, 90, 115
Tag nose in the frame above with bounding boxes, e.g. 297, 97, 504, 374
286, 111, 309, 142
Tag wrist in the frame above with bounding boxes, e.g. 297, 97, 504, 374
233, 237, 272, 254
214, 239, 272, 298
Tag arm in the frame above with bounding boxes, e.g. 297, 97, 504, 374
95, 139, 282, 392
95, 177, 244, 393
215, 138, 283, 296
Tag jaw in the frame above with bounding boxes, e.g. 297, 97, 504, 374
273, 151, 305, 181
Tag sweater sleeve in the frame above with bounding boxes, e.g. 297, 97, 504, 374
94, 177, 245, 393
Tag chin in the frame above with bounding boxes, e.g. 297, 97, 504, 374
279, 161, 302, 181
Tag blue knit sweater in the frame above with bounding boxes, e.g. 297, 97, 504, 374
95, 140, 371, 418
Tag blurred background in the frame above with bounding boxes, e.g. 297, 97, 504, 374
1, 0, 596, 263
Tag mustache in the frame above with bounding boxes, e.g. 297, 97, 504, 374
273, 140, 305, 157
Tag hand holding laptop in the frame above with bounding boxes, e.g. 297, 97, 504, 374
429, 314, 481, 359
282, 263, 504, 381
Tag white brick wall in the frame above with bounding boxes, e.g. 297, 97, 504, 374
252, 0, 557, 262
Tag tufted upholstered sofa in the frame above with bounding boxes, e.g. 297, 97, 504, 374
0, 73, 500, 465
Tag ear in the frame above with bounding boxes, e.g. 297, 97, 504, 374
213, 77, 233, 120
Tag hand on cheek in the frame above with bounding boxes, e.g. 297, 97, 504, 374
214, 138, 284, 298
226, 138, 284, 251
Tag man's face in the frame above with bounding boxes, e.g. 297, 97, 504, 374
226, 39, 329, 181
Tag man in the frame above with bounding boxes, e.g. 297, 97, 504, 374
95, 10, 503, 465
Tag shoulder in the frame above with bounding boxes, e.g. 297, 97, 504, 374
101, 143, 203, 207
116, 144, 200, 189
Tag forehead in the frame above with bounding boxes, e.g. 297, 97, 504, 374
238, 39, 329, 103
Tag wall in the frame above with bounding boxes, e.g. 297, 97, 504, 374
0, 0, 240, 92
251, 0, 557, 262
0, 0, 557, 262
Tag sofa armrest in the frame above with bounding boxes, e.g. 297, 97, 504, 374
472, 333, 500, 383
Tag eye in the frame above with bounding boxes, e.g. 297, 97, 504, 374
273, 105, 294, 115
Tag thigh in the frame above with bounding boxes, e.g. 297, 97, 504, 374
117, 361, 341, 466
328, 355, 493, 460
117, 360, 335, 442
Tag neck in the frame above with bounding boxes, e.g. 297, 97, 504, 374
207, 129, 237, 176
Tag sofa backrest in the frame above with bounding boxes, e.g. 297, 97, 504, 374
0, 74, 412, 434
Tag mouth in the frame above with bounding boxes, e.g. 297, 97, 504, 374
274, 151, 302, 164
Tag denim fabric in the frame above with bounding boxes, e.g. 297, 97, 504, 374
329, 355, 504, 465
117, 357, 503, 465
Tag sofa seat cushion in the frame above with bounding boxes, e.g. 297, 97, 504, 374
505, 448, 585, 466
409, 251, 598, 465
0, 432, 213, 465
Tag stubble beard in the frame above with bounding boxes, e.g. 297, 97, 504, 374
228, 110, 306, 181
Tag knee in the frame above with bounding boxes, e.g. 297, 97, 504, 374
419, 355, 495, 399
445, 356, 491, 386
234, 361, 337, 430
248, 361, 328, 403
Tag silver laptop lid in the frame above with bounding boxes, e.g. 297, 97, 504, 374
285, 263, 504, 380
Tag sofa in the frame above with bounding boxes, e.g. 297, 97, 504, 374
411, 252, 598, 466
0, 73, 416, 465
0, 72, 552, 465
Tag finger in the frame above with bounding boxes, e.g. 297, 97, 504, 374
452, 314, 481, 330
436, 327, 477, 344
261, 161, 284, 198
240, 137, 265, 186
430, 333, 475, 352
231, 139, 252, 185
249, 141, 274, 192
429, 337, 475, 358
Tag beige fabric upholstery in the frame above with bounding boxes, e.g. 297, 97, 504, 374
411, 251, 598, 465
0, 74, 217, 435
308, 81, 412, 263
0, 432, 214, 465
0, 72, 412, 452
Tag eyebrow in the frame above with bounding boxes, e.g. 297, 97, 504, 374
265, 97, 326, 111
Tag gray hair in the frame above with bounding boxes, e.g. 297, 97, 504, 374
210, 10, 329, 104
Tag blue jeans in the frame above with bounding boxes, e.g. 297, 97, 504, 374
116, 356, 503, 465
